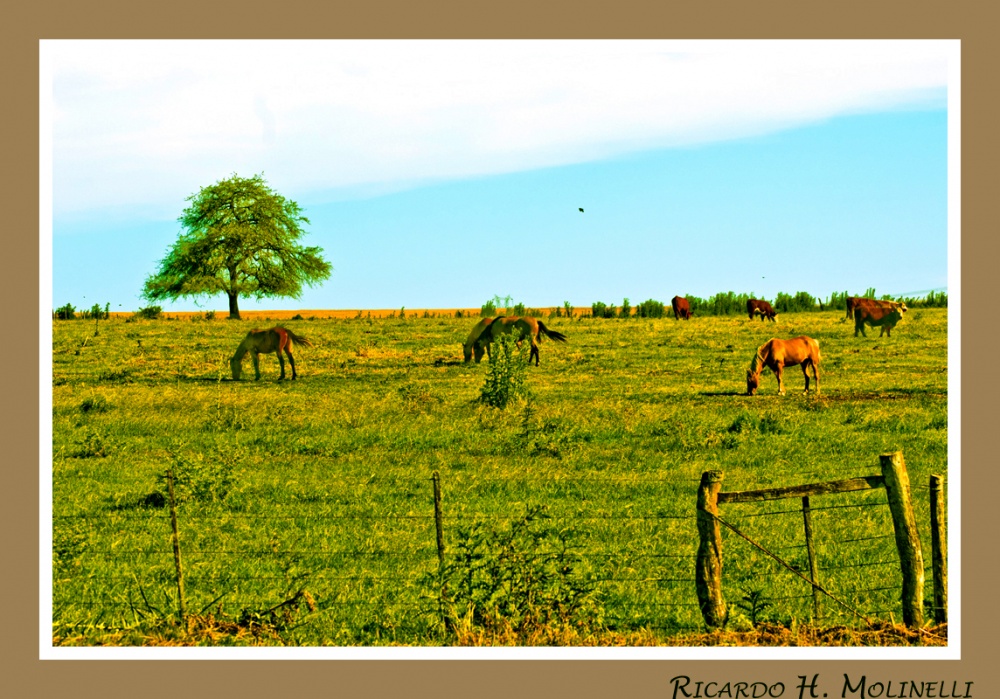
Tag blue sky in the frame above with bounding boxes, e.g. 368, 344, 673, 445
44, 40, 956, 312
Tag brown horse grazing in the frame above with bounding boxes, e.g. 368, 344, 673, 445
230, 326, 313, 381
747, 299, 777, 322
746, 336, 820, 396
462, 316, 498, 363
671, 295, 692, 320
480, 316, 568, 366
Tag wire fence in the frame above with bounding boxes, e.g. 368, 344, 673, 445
51, 460, 945, 642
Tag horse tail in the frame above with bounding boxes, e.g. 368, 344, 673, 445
283, 328, 313, 348
537, 321, 568, 343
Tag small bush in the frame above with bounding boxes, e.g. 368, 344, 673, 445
636, 299, 665, 318
135, 305, 163, 320
74, 431, 109, 458
54, 303, 76, 320
162, 451, 237, 505
479, 334, 529, 409
619, 298, 631, 318
774, 291, 818, 314
591, 302, 616, 319
433, 505, 603, 638
480, 299, 497, 317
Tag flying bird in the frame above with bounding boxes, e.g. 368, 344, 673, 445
578, 208, 584, 213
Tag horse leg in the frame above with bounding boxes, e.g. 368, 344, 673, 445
286, 348, 297, 379
801, 363, 810, 393
776, 364, 785, 396
813, 360, 820, 394
276, 350, 286, 380
531, 341, 539, 366
252, 351, 262, 380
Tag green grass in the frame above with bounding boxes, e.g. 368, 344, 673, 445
50, 310, 949, 645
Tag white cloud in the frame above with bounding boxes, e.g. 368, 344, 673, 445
46, 39, 951, 217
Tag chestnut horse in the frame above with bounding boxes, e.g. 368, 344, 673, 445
746, 336, 820, 396
479, 316, 568, 366
230, 326, 313, 381
462, 316, 498, 363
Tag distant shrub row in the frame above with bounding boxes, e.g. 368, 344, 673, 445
53, 303, 162, 321
585, 289, 947, 318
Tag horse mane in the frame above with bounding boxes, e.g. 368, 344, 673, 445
747, 345, 767, 376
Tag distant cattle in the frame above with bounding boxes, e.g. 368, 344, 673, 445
854, 304, 905, 338
747, 299, 777, 322
671, 296, 692, 320
845, 296, 907, 321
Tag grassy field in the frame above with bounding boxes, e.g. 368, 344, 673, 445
50, 308, 949, 646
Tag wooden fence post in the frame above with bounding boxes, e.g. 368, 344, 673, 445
930, 474, 947, 624
879, 452, 924, 628
431, 471, 451, 632
166, 468, 187, 624
802, 496, 821, 621
696, 470, 726, 628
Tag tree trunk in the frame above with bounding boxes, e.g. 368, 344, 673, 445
228, 292, 241, 320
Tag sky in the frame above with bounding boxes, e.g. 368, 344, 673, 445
43, 40, 957, 313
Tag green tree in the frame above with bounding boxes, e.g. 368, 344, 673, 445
142, 173, 331, 319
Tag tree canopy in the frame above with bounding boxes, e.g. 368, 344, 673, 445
142, 173, 331, 319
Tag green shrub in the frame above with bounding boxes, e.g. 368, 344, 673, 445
636, 299, 665, 318
591, 301, 616, 319
619, 298, 631, 318
135, 305, 163, 320
479, 334, 529, 409
434, 505, 602, 637
162, 451, 238, 505
54, 303, 76, 320
774, 291, 818, 314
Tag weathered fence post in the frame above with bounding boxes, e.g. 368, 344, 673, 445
879, 452, 924, 628
802, 496, 821, 621
930, 474, 947, 624
431, 471, 451, 632
696, 470, 726, 628
166, 468, 187, 624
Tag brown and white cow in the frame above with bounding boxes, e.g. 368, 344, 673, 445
747, 298, 777, 322
854, 304, 905, 338
845, 296, 907, 321
671, 295, 692, 320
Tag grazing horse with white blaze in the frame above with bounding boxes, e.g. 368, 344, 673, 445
230, 326, 312, 381
746, 336, 821, 396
